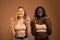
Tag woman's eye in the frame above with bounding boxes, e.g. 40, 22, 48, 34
21, 10, 24, 12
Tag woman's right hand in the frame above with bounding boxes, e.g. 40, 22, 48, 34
10, 17, 15, 25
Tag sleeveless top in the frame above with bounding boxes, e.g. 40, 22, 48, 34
14, 21, 26, 31
35, 24, 47, 32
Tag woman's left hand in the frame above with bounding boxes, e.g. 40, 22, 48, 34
25, 16, 30, 24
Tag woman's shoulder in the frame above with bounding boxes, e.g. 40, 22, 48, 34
43, 15, 51, 21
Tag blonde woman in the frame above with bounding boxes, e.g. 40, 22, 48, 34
10, 6, 30, 40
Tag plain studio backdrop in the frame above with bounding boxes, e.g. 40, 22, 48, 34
0, 0, 60, 40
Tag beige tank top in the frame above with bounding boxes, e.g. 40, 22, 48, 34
35, 24, 47, 32
14, 22, 26, 31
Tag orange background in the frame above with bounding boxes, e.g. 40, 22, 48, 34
0, 0, 60, 40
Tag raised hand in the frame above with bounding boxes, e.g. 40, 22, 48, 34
10, 17, 15, 25
25, 16, 30, 24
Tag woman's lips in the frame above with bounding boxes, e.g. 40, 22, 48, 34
19, 13, 23, 15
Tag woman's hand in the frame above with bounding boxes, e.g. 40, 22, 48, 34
25, 16, 30, 24
10, 17, 15, 25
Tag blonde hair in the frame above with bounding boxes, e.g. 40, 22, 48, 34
15, 12, 18, 20
15, 6, 26, 20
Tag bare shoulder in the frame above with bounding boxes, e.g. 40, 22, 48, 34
43, 15, 51, 21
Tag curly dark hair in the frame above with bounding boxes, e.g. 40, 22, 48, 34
35, 6, 46, 19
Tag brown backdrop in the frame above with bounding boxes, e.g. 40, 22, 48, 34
0, 0, 60, 40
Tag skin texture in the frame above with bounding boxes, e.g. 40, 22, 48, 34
11, 7, 31, 38
31, 7, 52, 38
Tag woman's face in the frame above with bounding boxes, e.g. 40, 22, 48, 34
38, 8, 43, 17
17, 8, 25, 18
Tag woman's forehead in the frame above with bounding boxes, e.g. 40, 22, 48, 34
18, 8, 24, 10
38, 8, 43, 10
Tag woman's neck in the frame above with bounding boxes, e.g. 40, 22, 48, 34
17, 17, 24, 23
19, 17, 24, 20
37, 17, 43, 20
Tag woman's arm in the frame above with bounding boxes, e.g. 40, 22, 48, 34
31, 20, 36, 36
25, 16, 31, 36
10, 18, 15, 37
26, 22, 31, 36
45, 17, 52, 36
11, 24, 15, 37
